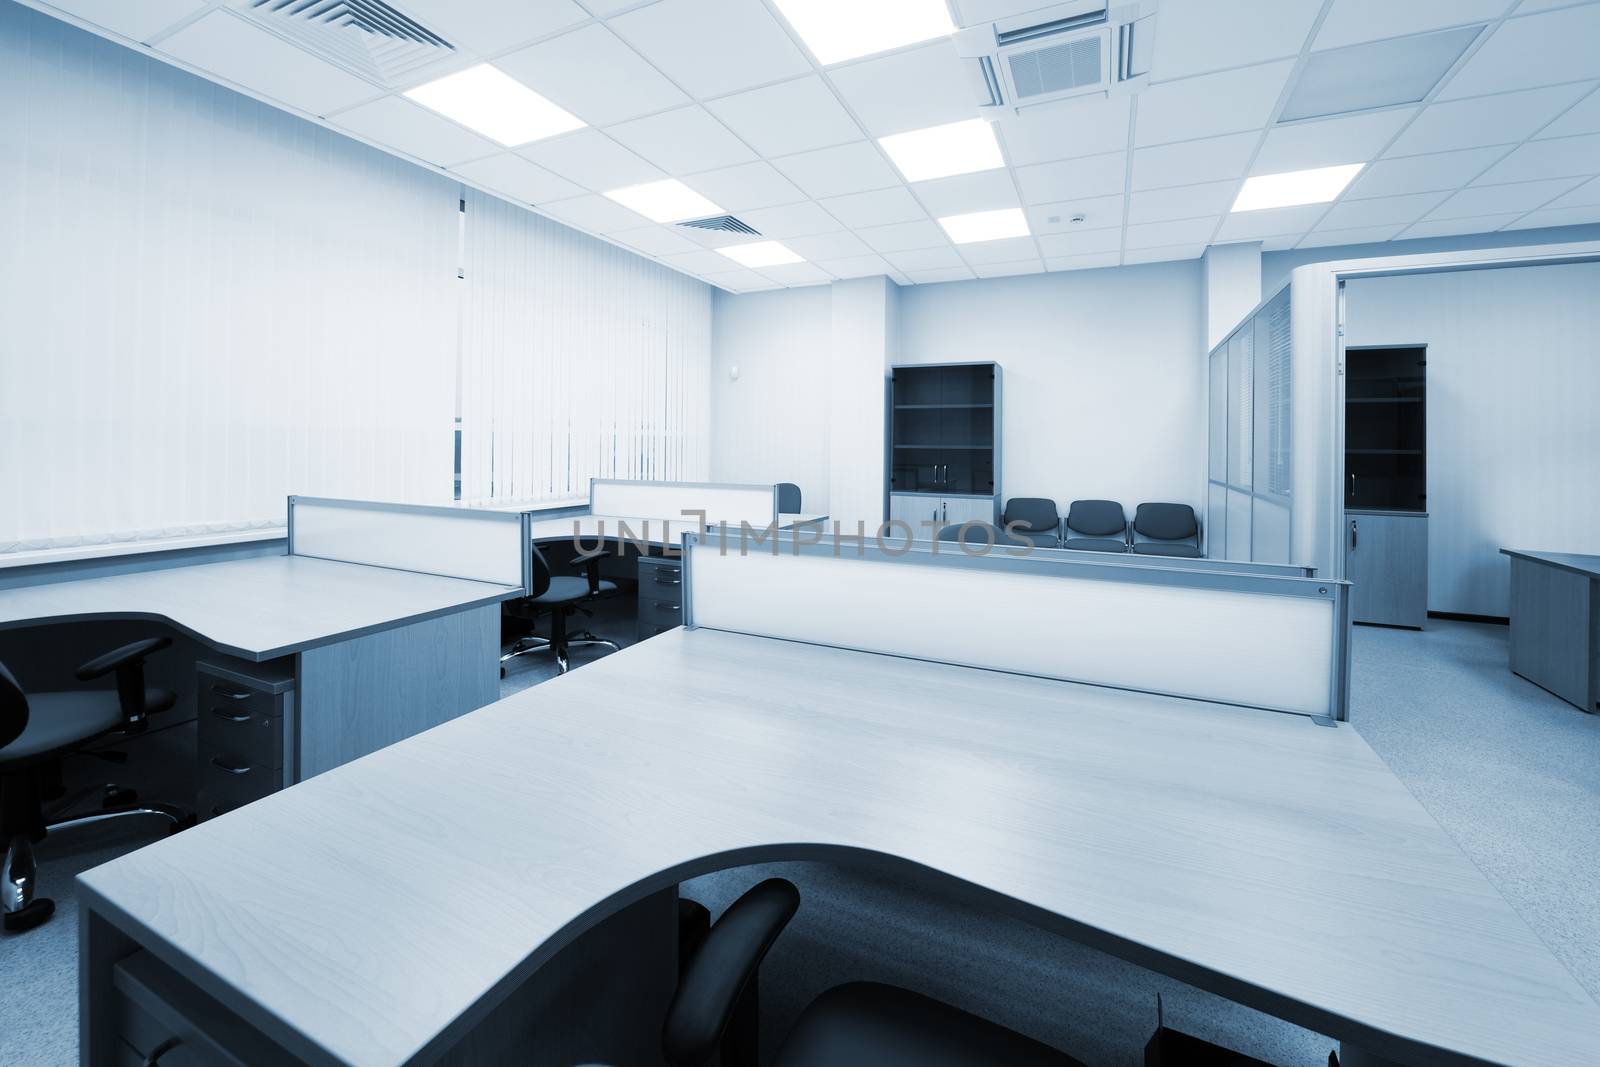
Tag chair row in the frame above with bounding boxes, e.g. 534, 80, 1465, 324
939, 499, 1201, 557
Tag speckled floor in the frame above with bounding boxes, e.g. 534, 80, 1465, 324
4, 619, 1596, 1066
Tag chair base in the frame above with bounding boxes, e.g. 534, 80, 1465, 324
2, 897, 53, 933
500, 631, 620, 676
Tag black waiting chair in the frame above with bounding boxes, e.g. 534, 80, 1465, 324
1000, 498, 1061, 548
501, 543, 620, 676
2, 639, 190, 933
937, 521, 1032, 550
664, 879, 1087, 1067
1061, 500, 1129, 553
1130, 503, 1202, 557
777, 483, 802, 513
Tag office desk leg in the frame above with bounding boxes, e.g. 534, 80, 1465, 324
79, 903, 138, 1067
1509, 559, 1594, 712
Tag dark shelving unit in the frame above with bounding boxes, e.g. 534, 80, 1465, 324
1345, 346, 1426, 511
887, 363, 1000, 520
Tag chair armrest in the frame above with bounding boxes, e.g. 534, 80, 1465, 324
74, 637, 172, 681
662, 878, 800, 1067
573, 548, 612, 596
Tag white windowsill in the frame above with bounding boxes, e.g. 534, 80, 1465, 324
0, 528, 288, 570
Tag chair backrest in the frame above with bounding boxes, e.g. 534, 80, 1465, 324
937, 521, 1031, 548
1065, 499, 1127, 538
527, 542, 553, 599
1133, 502, 1199, 542
776, 483, 802, 513
0, 659, 28, 751
1001, 497, 1058, 533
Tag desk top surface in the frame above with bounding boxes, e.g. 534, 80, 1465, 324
1502, 548, 1600, 579
79, 628, 1600, 1067
528, 511, 826, 544
0, 555, 522, 660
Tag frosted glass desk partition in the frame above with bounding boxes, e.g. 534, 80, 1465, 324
589, 479, 777, 528
287, 496, 530, 591
683, 532, 1350, 720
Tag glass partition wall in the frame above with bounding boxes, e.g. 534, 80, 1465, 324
1207, 286, 1292, 563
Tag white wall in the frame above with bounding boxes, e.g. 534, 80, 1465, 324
895, 262, 1204, 512
1346, 262, 1600, 616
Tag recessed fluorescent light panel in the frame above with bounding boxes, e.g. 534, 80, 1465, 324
604, 180, 724, 224
1278, 25, 1483, 123
718, 241, 804, 268
879, 119, 1005, 183
404, 64, 585, 146
1232, 164, 1364, 212
773, 0, 955, 65
940, 208, 1030, 244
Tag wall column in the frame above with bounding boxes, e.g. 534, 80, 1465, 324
827, 277, 897, 530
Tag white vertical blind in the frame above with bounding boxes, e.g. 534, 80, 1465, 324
458, 189, 711, 507
0, 5, 458, 553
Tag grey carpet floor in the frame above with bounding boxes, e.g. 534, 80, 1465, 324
4, 619, 1596, 1065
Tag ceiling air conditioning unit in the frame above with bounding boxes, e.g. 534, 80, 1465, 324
955, 0, 1159, 116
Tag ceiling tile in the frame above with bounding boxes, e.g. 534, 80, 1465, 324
1314, 0, 1513, 49
1134, 61, 1294, 148
818, 187, 927, 228
1026, 195, 1125, 234
973, 260, 1045, 278
1131, 132, 1258, 191
1014, 152, 1126, 203
605, 106, 757, 174
1215, 204, 1327, 240
1399, 214, 1521, 237
451, 153, 586, 204
1122, 244, 1208, 264
389, 0, 588, 55
1438, 4, 1600, 99
157, 11, 380, 117
50, 0, 206, 43
1127, 181, 1240, 224
958, 236, 1039, 265
1347, 146, 1507, 197
610, 226, 702, 256
826, 40, 975, 136
770, 142, 902, 198
705, 269, 781, 292
786, 231, 874, 259
1429, 176, 1585, 216
1473, 132, 1600, 182
680, 226, 764, 249
906, 267, 977, 284
1152, 0, 1321, 80
661, 249, 751, 273
738, 202, 843, 239
1296, 224, 1406, 248
330, 96, 498, 166
578, 0, 646, 14
609, 0, 810, 98
1046, 252, 1123, 271
1259, 233, 1302, 251
1316, 191, 1450, 228
816, 253, 895, 278
858, 219, 950, 252
910, 170, 1020, 217
1537, 85, 1600, 138
758, 262, 833, 286
682, 162, 806, 212
495, 24, 688, 127
1514, 0, 1599, 11
539, 193, 652, 233
885, 247, 966, 271
1251, 109, 1417, 175
1388, 84, 1591, 155
707, 77, 862, 157
1037, 229, 1123, 257
997, 97, 1132, 166
1502, 203, 1600, 228
1547, 174, 1600, 207
518, 130, 663, 191
1124, 217, 1218, 249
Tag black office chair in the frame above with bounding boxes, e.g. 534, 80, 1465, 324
1130, 503, 1202, 557
937, 521, 1032, 550
1000, 498, 1061, 548
664, 879, 1087, 1067
2, 639, 190, 933
777, 483, 802, 513
1061, 500, 1129, 553
501, 544, 620, 676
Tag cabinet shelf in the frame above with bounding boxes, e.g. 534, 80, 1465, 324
894, 444, 992, 450
892, 403, 994, 410
1346, 397, 1422, 405
1347, 448, 1422, 456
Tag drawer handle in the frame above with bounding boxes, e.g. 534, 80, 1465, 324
211, 684, 253, 700
145, 1036, 182, 1065
211, 757, 252, 776
654, 600, 679, 611
210, 706, 251, 723
653, 574, 681, 585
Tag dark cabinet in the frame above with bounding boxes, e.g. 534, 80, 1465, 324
1344, 345, 1426, 511
888, 363, 1000, 515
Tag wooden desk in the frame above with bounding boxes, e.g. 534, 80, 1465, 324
1502, 548, 1600, 712
78, 628, 1600, 1067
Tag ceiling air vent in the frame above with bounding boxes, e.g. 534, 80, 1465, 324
233, 0, 454, 87
677, 216, 761, 236
957, 0, 1159, 116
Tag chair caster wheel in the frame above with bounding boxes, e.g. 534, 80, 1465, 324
3, 897, 55, 932
167, 813, 197, 836
103, 786, 139, 811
